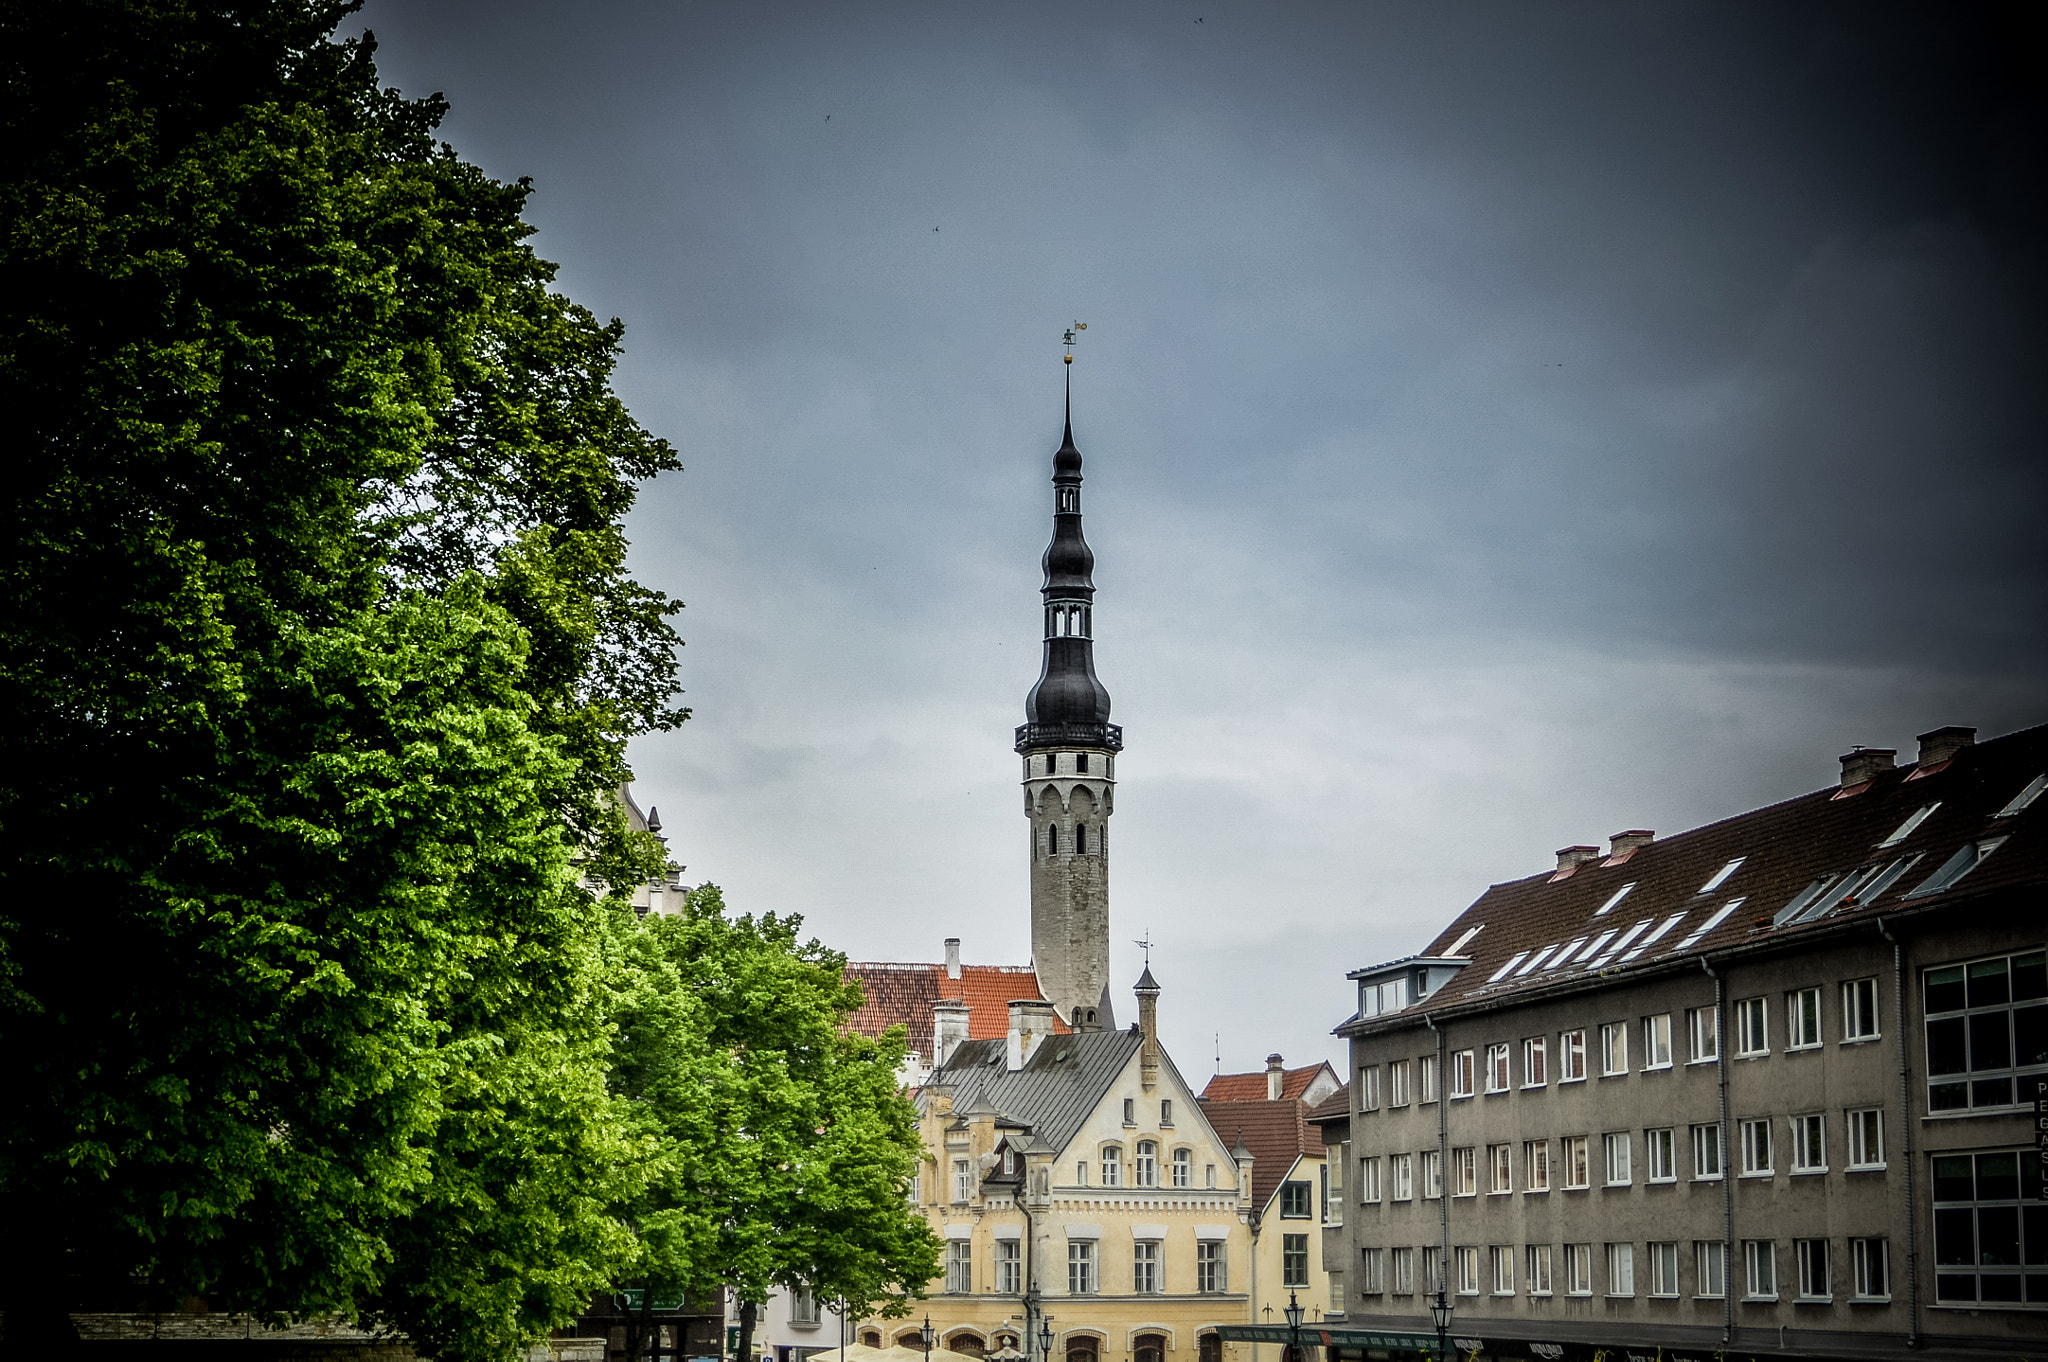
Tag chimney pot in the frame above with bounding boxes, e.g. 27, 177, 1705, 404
1839, 748, 1897, 788
944, 937, 961, 980
1554, 845, 1601, 872
1266, 1053, 1285, 1101
1607, 830, 1655, 858
1915, 726, 1976, 769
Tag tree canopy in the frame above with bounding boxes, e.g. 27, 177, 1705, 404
0, 1, 681, 1356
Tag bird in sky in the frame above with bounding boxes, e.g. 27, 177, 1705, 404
824, 114, 831, 122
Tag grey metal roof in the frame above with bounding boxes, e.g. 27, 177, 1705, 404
928, 1029, 1143, 1155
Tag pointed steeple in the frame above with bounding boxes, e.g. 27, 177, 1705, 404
1020, 372, 1116, 750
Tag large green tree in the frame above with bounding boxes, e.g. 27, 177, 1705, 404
0, 2, 681, 1357
607, 887, 941, 1362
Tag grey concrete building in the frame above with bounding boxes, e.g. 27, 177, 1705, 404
1329, 723, 2046, 1362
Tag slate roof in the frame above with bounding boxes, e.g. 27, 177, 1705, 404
844, 961, 1070, 1057
1339, 722, 2048, 1032
1201, 1061, 1337, 1103
925, 1029, 1144, 1155
1197, 1095, 1323, 1216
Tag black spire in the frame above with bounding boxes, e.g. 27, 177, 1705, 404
1018, 370, 1120, 754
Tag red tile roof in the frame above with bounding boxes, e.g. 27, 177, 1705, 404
843, 961, 1069, 1059
1201, 1063, 1333, 1103
1197, 1096, 1324, 1216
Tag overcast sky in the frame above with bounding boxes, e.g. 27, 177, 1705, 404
350, 0, 2045, 1079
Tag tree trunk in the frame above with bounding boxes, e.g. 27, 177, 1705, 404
734, 1295, 758, 1362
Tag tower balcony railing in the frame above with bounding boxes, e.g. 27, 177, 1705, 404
1015, 722, 1123, 754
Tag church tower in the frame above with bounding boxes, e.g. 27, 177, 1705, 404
1017, 365, 1119, 1030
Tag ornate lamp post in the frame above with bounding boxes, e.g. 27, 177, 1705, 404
1283, 1290, 1304, 1362
921, 1315, 936, 1362
1428, 1288, 1453, 1362
1038, 1321, 1055, 1362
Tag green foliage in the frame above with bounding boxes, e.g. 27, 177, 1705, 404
0, 1, 681, 1357
608, 888, 941, 1331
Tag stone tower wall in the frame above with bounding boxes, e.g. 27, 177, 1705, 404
1023, 751, 1114, 1023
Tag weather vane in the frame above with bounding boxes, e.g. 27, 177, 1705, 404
1063, 321, 1087, 364
1134, 932, 1152, 966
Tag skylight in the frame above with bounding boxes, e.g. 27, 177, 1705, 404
1775, 874, 1842, 926
1445, 923, 1485, 957
1573, 930, 1617, 963
1877, 804, 1940, 848
1903, 837, 2009, 899
1544, 937, 1588, 970
1697, 858, 1745, 894
1997, 774, 2046, 818
1514, 944, 1559, 977
1670, 898, 1744, 952
1589, 919, 1653, 969
1594, 882, 1637, 917
1781, 854, 1926, 924
1620, 911, 1690, 963
1487, 952, 1530, 983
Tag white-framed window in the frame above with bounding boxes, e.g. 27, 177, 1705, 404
1100, 1146, 1121, 1187
1456, 1246, 1480, 1296
1852, 1238, 1890, 1300
1486, 1043, 1511, 1092
1692, 1122, 1723, 1180
1789, 987, 1823, 1049
1527, 1244, 1553, 1296
1133, 1240, 1161, 1294
1359, 1065, 1381, 1111
1603, 1132, 1632, 1186
1197, 1240, 1227, 1293
1134, 1141, 1157, 1188
1525, 1139, 1550, 1192
1645, 1127, 1676, 1182
1688, 1005, 1719, 1062
1843, 978, 1881, 1041
1491, 1246, 1515, 1295
1564, 1243, 1593, 1296
1740, 1119, 1773, 1176
1391, 1246, 1415, 1295
1643, 1014, 1673, 1069
1067, 1240, 1096, 1294
1205, 1163, 1216, 1188
1795, 1238, 1831, 1300
1696, 1241, 1727, 1299
954, 1158, 973, 1202
790, 1291, 821, 1325
1388, 1059, 1411, 1107
1522, 1036, 1548, 1087
1649, 1242, 1680, 1297
1736, 997, 1769, 1056
1452, 1146, 1477, 1197
1076, 1160, 1088, 1186
1600, 1022, 1629, 1076
996, 1240, 1022, 1294
1390, 1153, 1414, 1201
1360, 1247, 1385, 1294
1489, 1143, 1512, 1194
1606, 1243, 1635, 1297
1791, 1114, 1827, 1173
1423, 1247, 1443, 1295
946, 1240, 973, 1292
1560, 1029, 1587, 1082
1450, 1049, 1475, 1098
1847, 1108, 1884, 1169
1419, 1054, 1439, 1103
1329, 1269, 1346, 1314
1173, 1148, 1192, 1187
1562, 1136, 1590, 1189
1422, 1149, 1443, 1200
1745, 1240, 1777, 1300
1359, 1155, 1383, 1203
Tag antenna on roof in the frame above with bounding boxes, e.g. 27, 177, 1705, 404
1214, 1031, 1221, 1076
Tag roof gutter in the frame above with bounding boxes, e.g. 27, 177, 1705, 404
1424, 1012, 1448, 1295
1875, 916, 1921, 1349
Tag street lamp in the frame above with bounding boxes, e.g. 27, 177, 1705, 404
1428, 1289, 1453, 1362
1038, 1321, 1055, 1362
1284, 1290, 1304, 1362
921, 1315, 936, 1362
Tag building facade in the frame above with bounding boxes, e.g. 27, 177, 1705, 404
1333, 722, 2045, 1362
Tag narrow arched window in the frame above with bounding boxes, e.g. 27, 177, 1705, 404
1075, 823, 1087, 854
1047, 825, 1058, 855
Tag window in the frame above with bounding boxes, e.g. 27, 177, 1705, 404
1388, 1060, 1411, 1107
1791, 1114, 1826, 1173
1696, 1242, 1727, 1298
1359, 1156, 1383, 1203
1197, 1241, 1227, 1293
1745, 1241, 1777, 1300
1522, 1036, 1548, 1087
1525, 1140, 1550, 1192
1846, 1238, 1890, 1301
1564, 1244, 1593, 1296
1997, 774, 2047, 817
1736, 997, 1769, 1056
1361, 1247, 1385, 1294
1527, 1244, 1553, 1296
1100, 1146, 1121, 1187
1067, 1240, 1095, 1294
1133, 1241, 1160, 1294
1740, 1119, 1773, 1176
1603, 1132, 1632, 1186
1135, 1141, 1157, 1188
1562, 1136, 1590, 1189
1451, 1146, 1477, 1197
1847, 1109, 1884, 1168
1390, 1153, 1413, 1201
954, 1159, 973, 1202
1596, 881, 1637, 915
1692, 1123, 1723, 1180
1455, 1246, 1479, 1296
1878, 803, 1940, 847
1419, 1054, 1440, 1103
1327, 1147, 1344, 1225
1933, 1148, 2048, 1306
1699, 857, 1745, 893
1391, 1246, 1415, 1295
1172, 1148, 1191, 1187
996, 1240, 1021, 1294
1122, 1098, 1134, 1124
1075, 823, 1087, 854
1924, 950, 2048, 1111
791, 1291, 821, 1326
1600, 1023, 1629, 1076
1606, 1243, 1635, 1297
1486, 1043, 1511, 1092
1643, 1014, 1673, 1069
1646, 1127, 1676, 1182
1076, 1160, 1087, 1186
1905, 836, 2008, 898
1491, 1246, 1515, 1295
1329, 1270, 1346, 1315
1422, 1150, 1443, 1200
1560, 1029, 1587, 1081
1076, 753, 1088, 774
1649, 1242, 1680, 1297
946, 1240, 973, 1292
1789, 987, 1823, 1049
1359, 1065, 1381, 1111
1796, 1238, 1831, 1300
1047, 825, 1058, 856
1450, 1049, 1475, 1098
1283, 1234, 1310, 1288
1280, 1180, 1312, 1218
1489, 1144, 1512, 1194
1161, 1098, 1173, 1125
1205, 1163, 1216, 1188
1688, 1005, 1719, 1062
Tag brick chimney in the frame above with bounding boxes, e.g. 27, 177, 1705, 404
1266, 1053, 1285, 1101
1607, 830, 1655, 858
933, 998, 969, 1066
944, 937, 961, 980
1006, 999, 1057, 1072
1554, 845, 1602, 872
1840, 748, 1897, 787
1916, 726, 1976, 768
